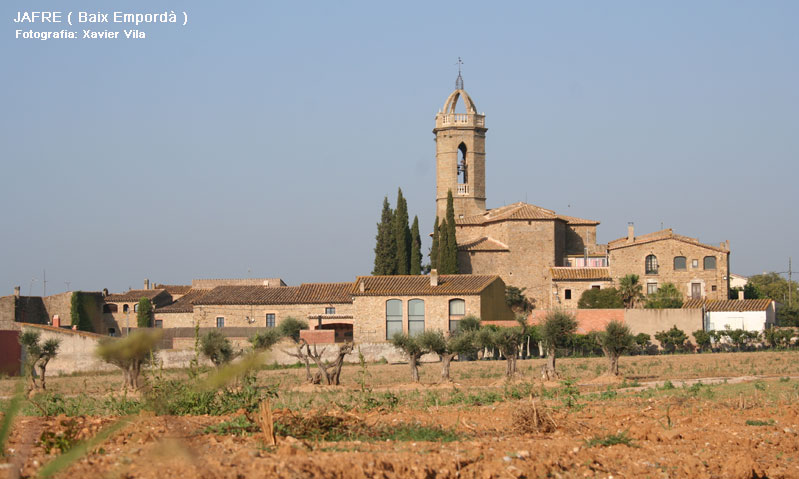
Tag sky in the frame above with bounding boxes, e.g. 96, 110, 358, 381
2, 1, 797, 295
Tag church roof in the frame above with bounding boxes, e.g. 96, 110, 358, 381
352, 275, 500, 296
607, 228, 729, 253
457, 237, 510, 252
550, 267, 612, 281
556, 214, 600, 226
457, 202, 561, 226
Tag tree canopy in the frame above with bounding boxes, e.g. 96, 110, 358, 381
644, 283, 683, 309
136, 298, 154, 328
578, 287, 623, 309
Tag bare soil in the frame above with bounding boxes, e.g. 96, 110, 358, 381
3, 351, 799, 478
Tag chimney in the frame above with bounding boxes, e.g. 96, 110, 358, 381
359, 281, 365, 293
14, 286, 20, 297
102, 288, 108, 297
430, 269, 439, 287
738, 289, 744, 301
627, 222, 634, 244
52, 314, 60, 328
144, 279, 150, 290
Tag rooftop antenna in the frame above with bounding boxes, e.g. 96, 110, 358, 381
64, 281, 71, 292
455, 57, 464, 90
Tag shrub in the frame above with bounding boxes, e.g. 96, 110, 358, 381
578, 288, 623, 309
644, 283, 683, 309
599, 321, 634, 375
200, 331, 235, 367
654, 325, 688, 353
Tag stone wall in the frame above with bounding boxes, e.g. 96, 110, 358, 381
20, 324, 115, 376
564, 225, 598, 255
152, 311, 194, 328
192, 278, 285, 289
608, 239, 729, 300
192, 303, 354, 329
624, 308, 703, 345
551, 280, 613, 309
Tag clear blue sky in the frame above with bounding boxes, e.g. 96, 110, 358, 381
2, 1, 797, 295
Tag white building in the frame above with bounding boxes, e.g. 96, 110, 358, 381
684, 298, 776, 332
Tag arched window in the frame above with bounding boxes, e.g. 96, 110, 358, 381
448, 298, 465, 332
133, 303, 139, 313
703, 256, 717, 270
386, 299, 403, 340
122, 304, 129, 313
645, 255, 658, 274
408, 299, 425, 336
457, 143, 467, 184
673, 256, 686, 270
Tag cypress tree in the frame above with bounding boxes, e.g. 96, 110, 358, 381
136, 298, 154, 328
373, 197, 396, 275
430, 216, 439, 270
444, 190, 459, 274
410, 216, 422, 275
438, 218, 450, 273
393, 188, 411, 274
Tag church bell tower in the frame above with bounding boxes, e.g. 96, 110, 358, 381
434, 71, 487, 221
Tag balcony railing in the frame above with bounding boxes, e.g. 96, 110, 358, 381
437, 113, 485, 127
457, 184, 470, 196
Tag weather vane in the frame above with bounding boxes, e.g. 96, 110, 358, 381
455, 57, 464, 90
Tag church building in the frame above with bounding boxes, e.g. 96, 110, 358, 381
433, 78, 730, 309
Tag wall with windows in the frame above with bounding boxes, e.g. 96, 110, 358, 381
551, 280, 613, 309
608, 239, 729, 301
352, 295, 483, 343
191, 303, 354, 330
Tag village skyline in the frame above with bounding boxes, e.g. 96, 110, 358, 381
2, 1, 798, 294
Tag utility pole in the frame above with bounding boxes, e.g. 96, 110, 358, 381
789, 257, 793, 307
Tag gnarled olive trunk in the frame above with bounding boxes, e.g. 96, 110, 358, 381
409, 354, 421, 383
37, 357, 50, 390
541, 345, 559, 381
440, 353, 456, 382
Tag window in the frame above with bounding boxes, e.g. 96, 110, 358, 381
564, 289, 572, 300
216, 316, 225, 328
108, 328, 116, 336
134, 304, 139, 313
647, 283, 658, 295
591, 285, 601, 290
155, 320, 163, 328
711, 285, 717, 292
448, 299, 465, 332
122, 304, 129, 313
408, 299, 425, 336
645, 255, 658, 274
674, 256, 686, 270
457, 142, 467, 184
703, 256, 717, 270
325, 307, 336, 315
266, 313, 275, 328
386, 299, 403, 340
692, 259, 699, 268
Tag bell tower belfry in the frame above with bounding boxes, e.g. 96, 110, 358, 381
433, 72, 487, 221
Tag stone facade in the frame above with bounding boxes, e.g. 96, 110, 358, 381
607, 227, 730, 301
192, 303, 354, 329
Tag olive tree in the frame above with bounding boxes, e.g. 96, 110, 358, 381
200, 330, 235, 367
599, 321, 634, 376
419, 329, 478, 381
390, 332, 428, 382
97, 329, 161, 391
479, 317, 528, 378
19, 331, 60, 391
277, 317, 313, 382
540, 310, 577, 380
249, 329, 283, 351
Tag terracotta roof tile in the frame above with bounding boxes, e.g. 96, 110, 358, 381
682, 298, 773, 312
352, 275, 499, 296
607, 228, 729, 253
155, 289, 209, 313
550, 267, 611, 281
194, 283, 353, 306
457, 202, 559, 225
556, 214, 600, 226
457, 237, 510, 252
105, 289, 168, 303
153, 284, 191, 295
